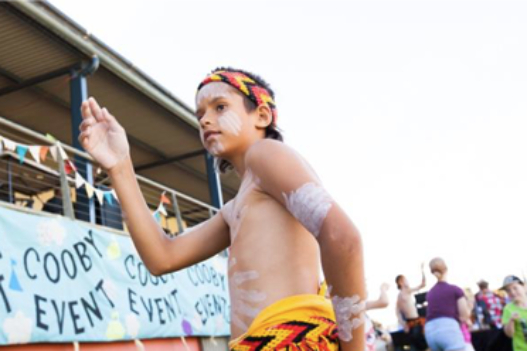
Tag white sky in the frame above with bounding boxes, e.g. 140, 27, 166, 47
49, 0, 527, 328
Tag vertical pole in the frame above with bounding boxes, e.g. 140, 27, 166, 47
171, 192, 184, 234
7, 158, 13, 203
205, 153, 223, 209
57, 145, 74, 219
70, 73, 95, 223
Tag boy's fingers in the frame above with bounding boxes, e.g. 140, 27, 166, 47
78, 132, 89, 147
79, 117, 96, 132
81, 101, 93, 120
88, 97, 104, 121
102, 107, 118, 126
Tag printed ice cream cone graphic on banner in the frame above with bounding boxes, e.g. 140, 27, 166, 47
106, 236, 121, 260
106, 311, 126, 340
9, 259, 23, 292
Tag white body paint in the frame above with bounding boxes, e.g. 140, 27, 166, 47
218, 110, 242, 136
196, 82, 230, 107
283, 182, 333, 237
196, 82, 241, 157
208, 141, 225, 157
222, 170, 259, 243
331, 294, 366, 342
228, 260, 266, 331
223, 168, 267, 330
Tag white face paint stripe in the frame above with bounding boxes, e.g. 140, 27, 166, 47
196, 83, 231, 107
208, 141, 224, 156
283, 183, 333, 237
331, 294, 366, 342
218, 110, 242, 136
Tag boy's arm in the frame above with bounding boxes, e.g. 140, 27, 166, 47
246, 140, 366, 351
410, 264, 426, 293
366, 283, 390, 311
79, 98, 230, 276
108, 157, 230, 275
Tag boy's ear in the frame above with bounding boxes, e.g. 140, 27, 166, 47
255, 104, 273, 129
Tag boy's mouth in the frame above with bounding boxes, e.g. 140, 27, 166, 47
204, 130, 221, 141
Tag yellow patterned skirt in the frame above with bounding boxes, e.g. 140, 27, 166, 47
229, 294, 340, 351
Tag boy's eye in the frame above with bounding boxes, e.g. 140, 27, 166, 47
216, 104, 226, 112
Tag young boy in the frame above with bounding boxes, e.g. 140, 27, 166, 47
502, 275, 527, 351
79, 68, 366, 350
395, 265, 427, 350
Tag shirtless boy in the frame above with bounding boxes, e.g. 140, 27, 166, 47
79, 68, 366, 350
395, 265, 427, 350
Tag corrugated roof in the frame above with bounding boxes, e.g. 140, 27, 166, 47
0, 2, 239, 203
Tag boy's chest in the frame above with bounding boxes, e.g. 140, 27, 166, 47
224, 184, 283, 242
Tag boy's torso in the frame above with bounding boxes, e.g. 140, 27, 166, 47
223, 170, 321, 339
397, 290, 419, 320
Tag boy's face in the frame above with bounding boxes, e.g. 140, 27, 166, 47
195, 82, 258, 157
505, 282, 526, 302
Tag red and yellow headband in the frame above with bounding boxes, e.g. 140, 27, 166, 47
197, 70, 278, 125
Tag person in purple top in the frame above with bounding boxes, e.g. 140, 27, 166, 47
424, 257, 471, 351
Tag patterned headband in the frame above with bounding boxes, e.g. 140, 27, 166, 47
197, 70, 278, 125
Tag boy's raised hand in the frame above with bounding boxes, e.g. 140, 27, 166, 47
79, 97, 130, 170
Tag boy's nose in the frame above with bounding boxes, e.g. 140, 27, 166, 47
199, 112, 213, 128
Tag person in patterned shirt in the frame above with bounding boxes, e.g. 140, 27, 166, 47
475, 279, 505, 329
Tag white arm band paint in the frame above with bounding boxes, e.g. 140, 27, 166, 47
283, 183, 333, 237
331, 294, 366, 342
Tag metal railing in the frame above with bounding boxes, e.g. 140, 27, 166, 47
0, 116, 218, 235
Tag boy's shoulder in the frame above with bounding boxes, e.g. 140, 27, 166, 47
245, 139, 294, 163
245, 139, 307, 172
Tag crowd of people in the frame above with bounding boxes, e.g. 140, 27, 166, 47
366, 258, 527, 351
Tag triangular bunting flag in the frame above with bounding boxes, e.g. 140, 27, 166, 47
3, 138, 17, 152
161, 192, 171, 205
75, 173, 85, 189
64, 160, 75, 175
16, 145, 28, 164
28, 146, 41, 164
45, 134, 57, 143
157, 203, 168, 217
95, 189, 104, 205
57, 143, 68, 160
69, 160, 77, 171
153, 211, 161, 222
40, 146, 49, 162
111, 189, 119, 203
104, 192, 114, 205
85, 183, 95, 199
49, 146, 58, 162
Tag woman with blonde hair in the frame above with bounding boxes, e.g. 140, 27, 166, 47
424, 258, 471, 351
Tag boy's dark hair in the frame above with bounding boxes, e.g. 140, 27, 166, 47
395, 275, 404, 290
207, 67, 284, 173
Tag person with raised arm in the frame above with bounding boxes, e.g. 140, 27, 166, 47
79, 68, 366, 350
